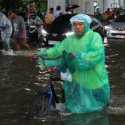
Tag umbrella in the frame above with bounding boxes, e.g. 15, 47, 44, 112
66, 4, 80, 10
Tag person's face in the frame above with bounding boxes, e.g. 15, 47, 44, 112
72, 21, 84, 36
8, 12, 16, 19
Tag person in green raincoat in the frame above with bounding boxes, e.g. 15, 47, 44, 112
36, 13, 110, 113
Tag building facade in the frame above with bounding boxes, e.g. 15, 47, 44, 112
47, 0, 65, 14
47, 0, 125, 14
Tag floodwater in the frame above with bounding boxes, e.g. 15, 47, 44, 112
0, 41, 125, 125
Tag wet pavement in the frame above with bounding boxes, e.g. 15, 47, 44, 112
0, 40, 125, 125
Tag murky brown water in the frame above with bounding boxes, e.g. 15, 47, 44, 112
0, 41, 125, 125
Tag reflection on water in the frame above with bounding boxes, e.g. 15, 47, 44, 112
106, 42, 125, 115
0, 55, 37, 125
0, 41, 125, 125
63, 112, 109, 125
28, 112, 109, 125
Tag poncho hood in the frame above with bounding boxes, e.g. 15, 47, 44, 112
70, 13, 92, 33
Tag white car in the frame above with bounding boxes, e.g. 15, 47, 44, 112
105, 14, 125, 39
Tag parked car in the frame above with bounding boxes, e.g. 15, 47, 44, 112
104, 13, 125, 39
40, 14, 106, 47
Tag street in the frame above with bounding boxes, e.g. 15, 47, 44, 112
0, 39, 125, 125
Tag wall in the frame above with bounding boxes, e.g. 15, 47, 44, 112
47, 0, 65, 13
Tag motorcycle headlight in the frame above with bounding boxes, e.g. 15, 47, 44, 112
41, 29, 48, 36
104, 25, 112, 30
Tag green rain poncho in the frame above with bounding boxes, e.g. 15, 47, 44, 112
37, 14, 110, 113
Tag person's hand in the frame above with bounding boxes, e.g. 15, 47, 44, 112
26, 51, 38, 62
34, 48, 47, 59
68, 53, 76, 60
63, 51, 75, 60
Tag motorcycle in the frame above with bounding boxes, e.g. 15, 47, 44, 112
26, 14, 47, 48
28, 56, 65, 120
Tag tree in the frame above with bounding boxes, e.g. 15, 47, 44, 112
0, 0, 47, 13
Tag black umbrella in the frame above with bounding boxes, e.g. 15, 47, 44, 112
66, 4, 80, 10
50, 14, 75, 34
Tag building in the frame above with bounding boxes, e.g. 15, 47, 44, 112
47, 0, 66, 14
47, 0, 125, 14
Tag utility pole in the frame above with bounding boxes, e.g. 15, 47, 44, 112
118, 0, 121, 7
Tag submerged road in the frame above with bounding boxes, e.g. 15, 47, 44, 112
0, 40, 125, 125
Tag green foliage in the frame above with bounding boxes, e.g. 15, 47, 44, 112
0, 0, 47, 13
34, 0, 47, 12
